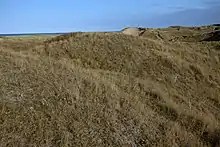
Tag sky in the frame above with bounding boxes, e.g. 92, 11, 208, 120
0, 0, 220, 34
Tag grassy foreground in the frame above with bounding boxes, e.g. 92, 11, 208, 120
0, 26, 220, 147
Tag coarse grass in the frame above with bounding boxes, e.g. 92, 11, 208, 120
0, 26, 220, 147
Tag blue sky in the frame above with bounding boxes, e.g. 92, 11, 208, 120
0, 0, 220, 33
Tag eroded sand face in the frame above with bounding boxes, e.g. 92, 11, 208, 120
121, 27, 145, 36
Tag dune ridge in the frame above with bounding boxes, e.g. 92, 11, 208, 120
0, 25, 220, 146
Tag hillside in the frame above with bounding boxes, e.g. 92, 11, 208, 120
0, 25, 220, 147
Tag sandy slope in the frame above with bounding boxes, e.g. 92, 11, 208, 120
0, 26, 220, 147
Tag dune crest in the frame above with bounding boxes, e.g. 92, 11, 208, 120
0, 25, 220, 147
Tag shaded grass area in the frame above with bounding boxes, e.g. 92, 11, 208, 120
0, 26, 220, 146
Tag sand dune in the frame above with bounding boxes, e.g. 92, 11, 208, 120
0, 25, 220, 147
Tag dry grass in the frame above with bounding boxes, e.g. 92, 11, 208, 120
0, 25, 220, 147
